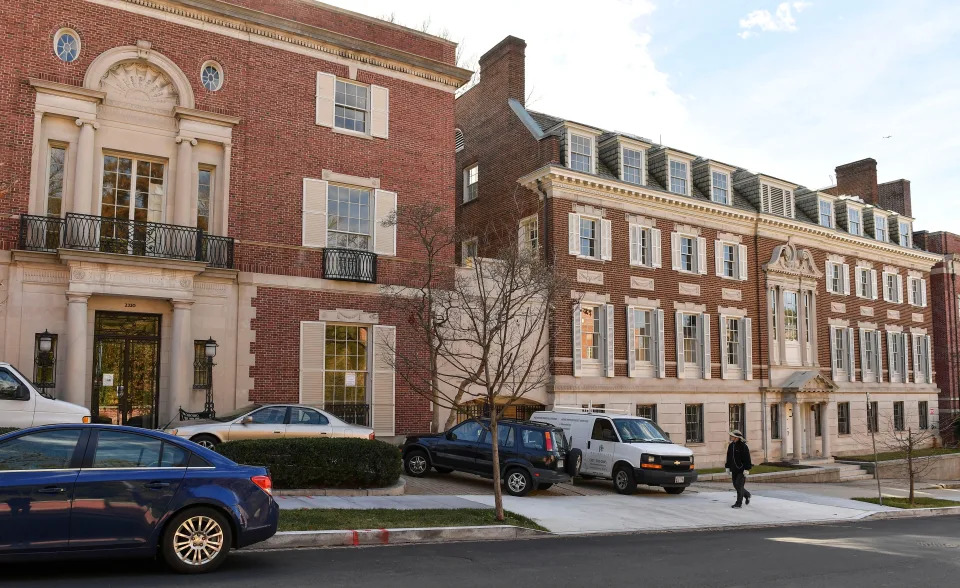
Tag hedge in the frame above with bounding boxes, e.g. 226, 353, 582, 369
0, 428, 17, 436
215, 437, 401, 489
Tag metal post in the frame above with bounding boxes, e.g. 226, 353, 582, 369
203, 356, 216, 417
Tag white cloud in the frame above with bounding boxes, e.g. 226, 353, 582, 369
738, 2, 811, 38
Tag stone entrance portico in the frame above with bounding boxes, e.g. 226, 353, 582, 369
769, 371, 838, 462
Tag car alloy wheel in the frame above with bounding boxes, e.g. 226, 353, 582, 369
196, 439, 216, 450
507, 471, 527, 494
615, 470, 629, 490
407, 454, 428, 475
173, 514, 224, 567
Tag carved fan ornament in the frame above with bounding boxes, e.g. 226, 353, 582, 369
764, 242, 823, 278
100, 62, 179, 113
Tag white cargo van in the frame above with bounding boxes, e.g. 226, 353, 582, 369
0, 362, 90, 428
532, 409, 697, 494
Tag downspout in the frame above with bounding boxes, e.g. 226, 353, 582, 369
536, 179, 549, 262
754, 226, 770, 462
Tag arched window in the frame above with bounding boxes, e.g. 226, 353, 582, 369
455, 128, 464, 153
54, 29, 81, 63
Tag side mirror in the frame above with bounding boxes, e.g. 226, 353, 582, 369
446, 431, 456, 441
241, 416, 254, 425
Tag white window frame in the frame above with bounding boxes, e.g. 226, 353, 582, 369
626, 306, 664, 379
859, 329, 883, 383
711, 170, 730, 205
334, 79, 370, 133
908, 276, 927, 307
573, 303, 615, 378
669, 159, 689, 196
818, 198, 834, 228
825, 261, 851, 295
568, 132, 595, 174
830, 326, 855, 382
568, 212, 611, 261
518, 214, 539, 255
874, 213, 888, 242
715, 240, 748, 281
463, 164, 479, 204
855, 266, 878, 300
847, 207, 863, 237
672, 231, 706, 275
719, 315, 752, 380
899, 220, 912, 248
676, 311, 710, 380
883, 272, 903, 304
629, 224, 662, 268
621, 146, 644, 185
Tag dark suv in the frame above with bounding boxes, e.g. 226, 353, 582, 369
402, 419, 571, 496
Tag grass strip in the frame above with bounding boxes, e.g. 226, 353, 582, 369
840, 448, 960, 462
852, 496, 960, 509
278, 508, 547, 532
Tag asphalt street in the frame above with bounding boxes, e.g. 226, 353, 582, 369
4, 516, 960, 587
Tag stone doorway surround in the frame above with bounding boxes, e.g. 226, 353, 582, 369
768, 370, 838, 463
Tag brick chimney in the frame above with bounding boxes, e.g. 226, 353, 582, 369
878, 179, 912, 217
833, 158, 879, 205
476, 36, 527, 105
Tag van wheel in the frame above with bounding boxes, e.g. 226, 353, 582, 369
161, 507, 232, 574
565, 449, 582, 477
613, 464, 637, 495
190, 435, 220, 450
404, 450, 430, 477
504, 469, 533, 496
664, 487, 685, 495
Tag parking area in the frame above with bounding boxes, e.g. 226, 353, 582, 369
402, 472, 679, 497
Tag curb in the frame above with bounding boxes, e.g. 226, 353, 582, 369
866, 505, 960, 520
252, 525, 546, 550
275, 478, 405, 497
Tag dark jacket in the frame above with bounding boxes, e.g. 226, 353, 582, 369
725, 439, 753, 472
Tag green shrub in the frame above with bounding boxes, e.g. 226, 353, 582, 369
0, 428, 18, 436
215, 437, 401, 489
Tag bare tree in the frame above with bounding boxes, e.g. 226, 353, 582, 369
381, 204, 564, 519
876, 413, 960, 505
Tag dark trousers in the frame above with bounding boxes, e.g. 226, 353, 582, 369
732, 470, 751, 505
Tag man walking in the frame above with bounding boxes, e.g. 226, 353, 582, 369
725, 430, 752, 508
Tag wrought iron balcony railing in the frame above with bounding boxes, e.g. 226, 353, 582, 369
18, 213, 234, 269
325, 403, 370, 427
323, 247, 377, 283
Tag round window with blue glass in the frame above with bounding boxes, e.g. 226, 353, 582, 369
201, 62, 223, 92
54, 29, 80, 63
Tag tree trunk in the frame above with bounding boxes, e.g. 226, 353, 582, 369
490, 414, 505, 521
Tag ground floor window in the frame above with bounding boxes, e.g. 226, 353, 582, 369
685, 404, 704, 443
636, 403, 657, 422
919, 401, 929, 430
728, 403, 745, 438
893, 401, 905, 431
867, 401, 879, 433
838, 402, 850, 435
770, 404, 780, 440
324, 324, 368, 407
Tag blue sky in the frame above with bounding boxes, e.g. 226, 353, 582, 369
326, 1, 960, 231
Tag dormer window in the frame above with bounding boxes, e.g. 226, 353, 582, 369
759, 183, 794, 218
899, 220, 912, 248
848, 208, 862, 236
622, 148, 643, 184
711, 171, 730, 205
818, 199, 834, 228
874, 213, 888, 242
669, 160, 688, 195
570, 133, 594, 173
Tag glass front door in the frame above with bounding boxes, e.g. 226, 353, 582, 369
92, 312, 161, 428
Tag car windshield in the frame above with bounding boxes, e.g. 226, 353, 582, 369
613, 418, 671, 443
214, 404, 262, 422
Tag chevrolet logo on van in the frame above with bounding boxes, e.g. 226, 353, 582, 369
674, 461, 681, 466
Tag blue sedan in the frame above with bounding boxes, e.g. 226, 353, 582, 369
0, 424, 279, 573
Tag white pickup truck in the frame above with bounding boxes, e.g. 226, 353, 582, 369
0, 362, 90, 428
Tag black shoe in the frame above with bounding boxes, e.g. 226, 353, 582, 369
732, 503, 742, 509
745, 496, 750, 505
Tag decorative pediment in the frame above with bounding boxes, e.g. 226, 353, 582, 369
781, 370, 837, 392
764, 242, 822, 279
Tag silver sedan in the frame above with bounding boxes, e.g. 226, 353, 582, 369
165, 404, 375, 449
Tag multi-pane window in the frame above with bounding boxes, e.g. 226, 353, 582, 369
867, 401, 879, 433
891, 334, 902, 379
46, 145, 65, 217
581, 306, 601, 361
632, 309, 652, 363
909, 277, 926, 306
634, 227, 649, 266
819, 200, 833, 228
580, 217, 598, 258
669, 160, 688, 195
197, 167, 213, 232
722, 243, 736, 278
783, 291, 799, 341
462, 238, 478, 262
464, 164, 479, 203
193, 340, 211, 390
636, 404, 657, 423
334, 80, 368, 133
682, 314, 699, 365
829, 263, 844, 294
770, 289, 778, 341
858, 268, 873, 298
570, 134, 593, 173
324, 325, 368, 406
729, 403, 745, 439
875, 215, 887, 242
680, 236, 695, 272
886, 273, 899, 303
803, 293, 811, 343
685, 404, 704, 443
838, 402, 851, 435
770, 404, 781, 440
712, 171, 729, 204
622, 148, 643, 184
899, 221, 912, 248
848, 208, 862, 236
327, 184, 371, 250
915, 335, 929, 382
519, 215, 538, 254
863, 331, 876, 374
833, 328, 846, 373
919, 401, 929, 430
893, 401, 905, 431
726, 318, 740, 366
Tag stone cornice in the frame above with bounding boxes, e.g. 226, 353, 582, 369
174, 106, 240, 127
29, 78, 105, 102
104, 0, 473, 88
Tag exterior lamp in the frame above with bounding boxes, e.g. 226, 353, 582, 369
202, 337, 218, 418
38, 330, 54, 353
34, 330, 58, 399
204, 337, 218, 359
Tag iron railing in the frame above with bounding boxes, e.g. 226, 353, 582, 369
18, 213, 234, 269
323, 247, 377, 283
455, 402, 547, 423
325, 403, 370, 427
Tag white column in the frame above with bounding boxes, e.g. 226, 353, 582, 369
807, 405, 817, 457
168, 299, 194, 420
777, 286, 787, 362
64, 292, 90, 407
73, 119, 98, 216
799, 288, 808, 366
173, 136, 197, 227
781, 402, 789, 458
793, 400, 804, 461
822, 401, 834, 459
